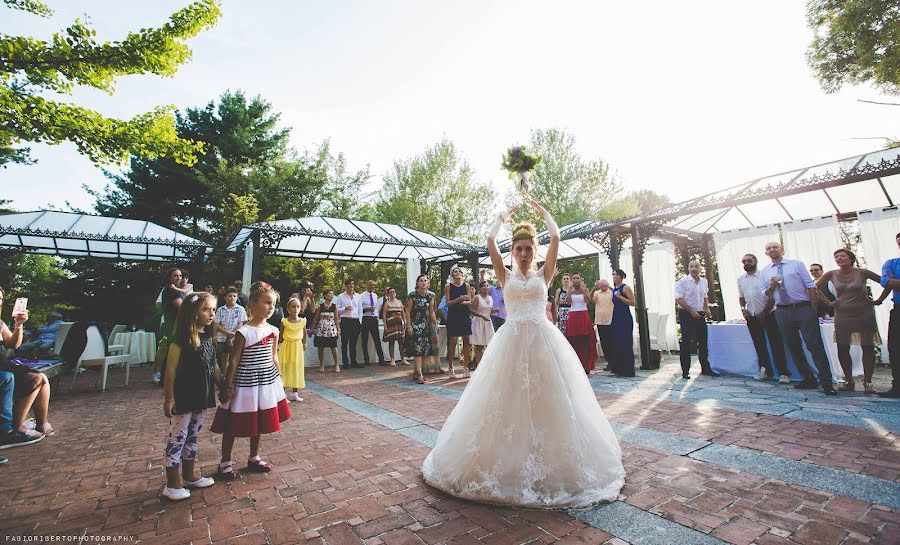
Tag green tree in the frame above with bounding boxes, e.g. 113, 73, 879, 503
596, 188, 672, 221
0, 0, 221, 167
506, 128, 622, 230
375, 139, 497, 243
90, 90, 320, 241
806, 0, 900, 94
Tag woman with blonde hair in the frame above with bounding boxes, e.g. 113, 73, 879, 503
422, 201, 625, 509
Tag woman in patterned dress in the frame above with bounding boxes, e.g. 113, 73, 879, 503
382, 287, 406, 365
405, 274, 438, 384
313, 289, 340, 373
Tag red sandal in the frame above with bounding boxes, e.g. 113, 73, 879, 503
216, 461, 237, 481
246, 458, 273, 473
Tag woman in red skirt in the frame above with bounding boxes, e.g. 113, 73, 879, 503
565, 273, 598, 374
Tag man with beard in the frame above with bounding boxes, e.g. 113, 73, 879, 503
738, 254, 790, 383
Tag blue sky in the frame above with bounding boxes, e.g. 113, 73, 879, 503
2, 0, 896, 213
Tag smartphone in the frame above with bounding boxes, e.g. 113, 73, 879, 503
12, 297, 27, 316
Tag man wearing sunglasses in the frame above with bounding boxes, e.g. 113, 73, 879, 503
738, 254, 790, 383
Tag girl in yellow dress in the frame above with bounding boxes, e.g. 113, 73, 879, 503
279, 297, 307, 402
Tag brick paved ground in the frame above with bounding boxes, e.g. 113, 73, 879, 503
1, 361, 898, 545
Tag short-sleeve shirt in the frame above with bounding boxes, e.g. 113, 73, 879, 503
674, 276, 708, 312
215, 304, 248, 342
883, 257, 900, 304
162, 286, 184, 324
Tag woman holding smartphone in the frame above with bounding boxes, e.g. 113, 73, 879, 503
0, 287, 53, 450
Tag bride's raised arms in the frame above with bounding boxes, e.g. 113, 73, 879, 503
487, 206, 517, 287
530, 200, 559, 285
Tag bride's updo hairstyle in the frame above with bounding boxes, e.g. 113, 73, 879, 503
511, 222, 538, 270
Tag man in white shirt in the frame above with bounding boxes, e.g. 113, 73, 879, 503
674, 260, 715, 379
335, 279, 362, 369
359, 280, 387, 366
737, 254, 789, 383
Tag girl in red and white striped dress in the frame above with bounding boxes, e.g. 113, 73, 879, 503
212, 281, 290, 478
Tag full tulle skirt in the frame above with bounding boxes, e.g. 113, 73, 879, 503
421, 315, 625, 509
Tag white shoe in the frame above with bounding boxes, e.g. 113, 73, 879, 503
290, 392, 303, 402
162, 487, 191, 500
184, 476, 215, 489
389, 360, 397, 366
779, 375, 792, 384
152, 372, 162, 384
754, 367, 768, 381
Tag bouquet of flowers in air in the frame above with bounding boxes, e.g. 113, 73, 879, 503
501, 146, 542, 194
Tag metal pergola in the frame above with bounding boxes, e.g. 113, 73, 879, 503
0, 211, 213, 262
558, 147, 900, 367
225, 217, 486, 284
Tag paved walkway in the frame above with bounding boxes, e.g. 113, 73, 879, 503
1, 362, 898, 545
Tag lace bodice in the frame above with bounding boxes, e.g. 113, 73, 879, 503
503, 268, 549, 323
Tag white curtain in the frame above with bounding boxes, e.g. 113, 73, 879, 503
597, 253, 612, 282
643, 242, 678, 347
859, 207, 900, 363
713, 225, 781, 321
780, 216, 843, 271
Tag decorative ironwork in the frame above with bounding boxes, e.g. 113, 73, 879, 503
244, 219, 483, 253
259, 230, 289, 250
631, 221, 664, 266
0, 226, 208, 247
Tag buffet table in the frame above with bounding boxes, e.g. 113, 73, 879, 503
708, 322, 862, 381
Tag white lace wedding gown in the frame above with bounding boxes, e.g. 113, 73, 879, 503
422, 268, 625, 509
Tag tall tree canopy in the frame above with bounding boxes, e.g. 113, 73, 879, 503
89, 90, 362, 243
375, 139, 497, 244
806, 0, 900, 94
0, 0, 220, 168
507, 128, 622, 229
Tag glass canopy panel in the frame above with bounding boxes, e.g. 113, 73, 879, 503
798, 156, 864, 183
710, 207, 752, 232
751, 169, 807, 193
355, 241, 385, 257
119, 242, 146, 256
377, 244, 405, 258
278, 235, 310, 252
674, 208, 725, 231
87, 240, 118, 255
735, 200, 791, 226
321, 218, 366, 238
400, 227, 445, 246
860, 147, 900, 167
880, 174, 900, 204
109, 218, 148, 238
19, 235, 54, 249
296, 217, 333, 234
331, 239, 362, 256
777, 190, 836, 220
143, 223, 177, 240
54, 238, 87, 251
304, 236, 336, 253
824, 180, 891, 213
69, 215, 115, 236
376, 223, 418, 243
0, 211, 43, 228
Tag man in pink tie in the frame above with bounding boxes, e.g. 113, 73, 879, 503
360, 280, 387, 366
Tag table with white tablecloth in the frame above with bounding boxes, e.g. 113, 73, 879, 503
708, 322, 862, 381
111, 331, 157, 365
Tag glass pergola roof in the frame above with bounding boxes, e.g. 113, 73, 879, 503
226, 217, 484, 263
563, 146, 900, 241
0, 211, 213, 261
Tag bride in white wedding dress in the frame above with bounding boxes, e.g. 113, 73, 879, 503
422, 201, 625, 509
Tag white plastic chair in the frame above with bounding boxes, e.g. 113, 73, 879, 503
70, 325, 132, 392
107, 324, 127, 355
650, 313, 671, 356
